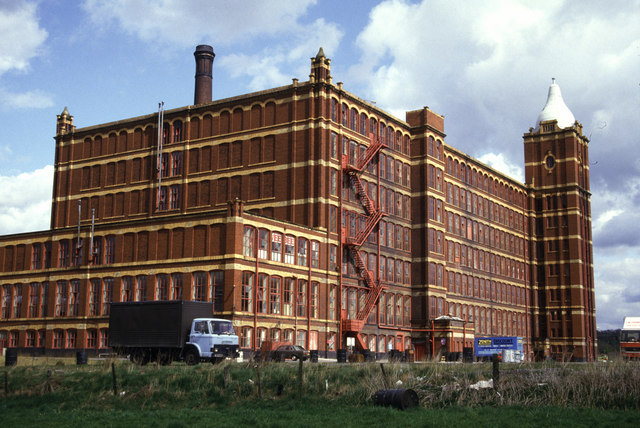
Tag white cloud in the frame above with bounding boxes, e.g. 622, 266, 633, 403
0, 87, 54, 110
0, 165, 53, 234
82, 0, 318, 47
0, 1, 48, 75
476, 152, 523, 182
218, 18, 343, 90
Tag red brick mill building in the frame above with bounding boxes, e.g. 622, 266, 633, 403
0, 45, 596, 361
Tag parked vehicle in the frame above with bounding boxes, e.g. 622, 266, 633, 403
621, 317, 640, 360
272, 344, 309, 361
109, 300, 239, 365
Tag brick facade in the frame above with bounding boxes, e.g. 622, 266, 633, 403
0, 47, 596, 361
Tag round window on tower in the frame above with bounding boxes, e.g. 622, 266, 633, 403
544, 154, 556, 170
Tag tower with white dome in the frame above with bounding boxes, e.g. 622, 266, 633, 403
524, 79, 596, 361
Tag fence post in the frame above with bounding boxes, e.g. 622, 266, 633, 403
298, 357, 303, 396
111, 362, 118, 396
492, 353, 500, 390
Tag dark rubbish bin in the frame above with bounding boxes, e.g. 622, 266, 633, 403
76, 350, 87, 365
374, 388, 419, 410
337, 348, 347, 363
310, 349, 318, 363
5, 348, 18, 366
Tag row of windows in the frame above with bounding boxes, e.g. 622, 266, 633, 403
429, 296, 528, 337
240, 272, 319, 318
341, 179, 411, 220
445, 185, 525, 233
243, 227, 321, 268
0, 272, 224, 320
446, 239, 525, 281
445, 155, 525, 206
444, 270, 528, 307
238, 326, 410, 353
342, 251, 411, 286
330, 100, 410, 156
342, 211, 411, 252
0, 328, 110, 349
444, 211, 525, 258
335, 134, 411, 185
341, 286, 411, 327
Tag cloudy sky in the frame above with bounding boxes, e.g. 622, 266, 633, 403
0, 0, 638, 330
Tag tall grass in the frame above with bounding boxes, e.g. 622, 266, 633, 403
2, 358, 640, 410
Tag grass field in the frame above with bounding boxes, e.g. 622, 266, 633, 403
2, 356, 640, 427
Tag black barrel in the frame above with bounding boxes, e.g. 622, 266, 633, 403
337, 348, 347, 363
463, 347, 474, 363
5, 348, 17, 366
374, 388, 419, 410
310, 349, 318, 363
76, 350, 87, 365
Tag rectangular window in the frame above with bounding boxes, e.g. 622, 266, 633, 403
170, 184, 180, 209
269, 276, 281, 314
87, 330, 97, 348
310, 282, 318, 318
122, 277, 134, 302
283, 278, 294, 316
297, 237, 308, 267
193, 272, 206, 301
32, 244, 42, 270
41, 282, 48, 317
105, 237, 115, 264
257, 229, 268, 259
171, 273, 182, 300
266, 232, 280, 262
285, 235, 295, 264
68, 280, 79, 316
330, 169, 338, 196
154, 274, 167, 300
257, 274, 267, 314
102, 278, 113, 315
29, 283, 39, 318
241, 271, 253, 312
59, 240, 69, 267
243, 226, 255, 257
136, 276, 147, 301
92, 236, 102, 265
211, 270, 224, 312
329, 284, 336, 320
171, 151, 182, 176
89, 279, 100, 315
55, 281, 67, 317
297, 280, 307, 317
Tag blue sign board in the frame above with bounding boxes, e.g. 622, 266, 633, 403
474, 337, 523, 357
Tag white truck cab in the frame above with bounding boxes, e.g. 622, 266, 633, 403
186, 318, 239, 364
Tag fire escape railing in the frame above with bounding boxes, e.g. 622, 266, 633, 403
341, 134, 386, 349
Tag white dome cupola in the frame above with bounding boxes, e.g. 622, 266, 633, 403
534, 78, 575, 131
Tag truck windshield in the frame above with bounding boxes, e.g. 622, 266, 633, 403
622, 331, 640, 342
210, 321, 234, 335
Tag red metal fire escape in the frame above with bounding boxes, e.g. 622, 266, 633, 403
341, 134, 386, 350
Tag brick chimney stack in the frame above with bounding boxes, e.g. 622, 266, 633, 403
194, 44, 215, 104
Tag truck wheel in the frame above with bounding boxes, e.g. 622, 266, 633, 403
184, 349, 199, 366
130, 349, 150, 366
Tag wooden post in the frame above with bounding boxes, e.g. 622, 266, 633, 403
255, 364, 262, 399
492, 353, 500, 390
298, 357, 303, 396
111, 363, 118, 396
379, 363, 390, 389
223, 365, 230, 389
4, 371, 7, 395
